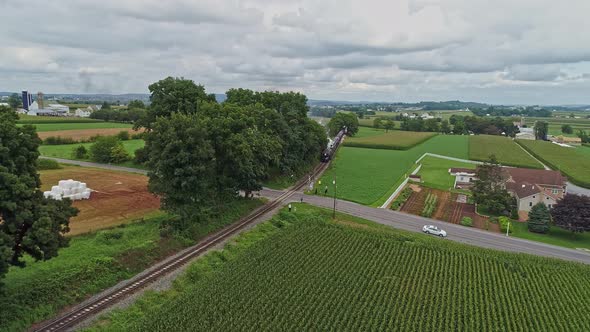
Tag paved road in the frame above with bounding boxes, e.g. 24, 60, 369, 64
40, 157, 148, 175
567, 182, 590, 197
261, 189, 590, 265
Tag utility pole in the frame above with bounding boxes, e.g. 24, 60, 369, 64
332, 178, 337, 219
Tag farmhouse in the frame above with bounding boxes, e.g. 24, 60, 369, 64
449, 167, 567, 218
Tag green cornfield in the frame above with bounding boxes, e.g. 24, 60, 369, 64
92, 206, 590, 331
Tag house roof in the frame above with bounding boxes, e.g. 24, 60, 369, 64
449, 167, 476, 174
505, 168, 566, 187
506, 182, 541, 198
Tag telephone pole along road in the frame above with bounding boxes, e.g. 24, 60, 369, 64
261, 188, 590, 265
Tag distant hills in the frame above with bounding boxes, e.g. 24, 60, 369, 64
1, 91, 588, 110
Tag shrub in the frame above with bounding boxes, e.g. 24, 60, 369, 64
134, 146, 149, 164
72, 145, 88, 159
460, 217, 473, 227
37, 158, 61, 170
44, 136, 76, 145
90, 136, 129, 163
131, 132, 145, 140
421, 193, 438, 217
117, 130, 130, 141
498, 216, 513, 234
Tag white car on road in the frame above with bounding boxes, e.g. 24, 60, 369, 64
422, 225, 447, 237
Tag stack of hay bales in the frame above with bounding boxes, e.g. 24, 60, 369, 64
43, 179, 92, 201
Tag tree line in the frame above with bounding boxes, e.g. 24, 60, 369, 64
393, 115, 519, 136
141, 79, 327, 233
471, 107, 552, 118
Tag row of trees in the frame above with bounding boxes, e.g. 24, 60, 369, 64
528, 195, 590, 234
395, 115, 518, 136
141, 79, 327, 230
0, 108, 78, 284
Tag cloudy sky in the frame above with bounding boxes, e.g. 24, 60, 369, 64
2, 0, 590, 104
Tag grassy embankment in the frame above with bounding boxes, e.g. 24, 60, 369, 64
88, 204, 590, 331
468, 135, 543, 169
0, 199, 262, 332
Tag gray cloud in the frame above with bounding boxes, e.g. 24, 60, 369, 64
1, 0, 590, 104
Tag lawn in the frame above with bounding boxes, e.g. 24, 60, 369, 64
39, 139, 145, 168
516, 139, 590, 188
17, 115, 105, 124
89, 204, 590, 331
319, 135, 469, 205
344, 129, 436, 150
511, 222, 590, 250
0, 199, 262, 332
21, 122, 133, 132
417, 156, 476, 190
468, 135, 543, 168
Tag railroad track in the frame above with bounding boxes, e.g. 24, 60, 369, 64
33, 161, 331, 332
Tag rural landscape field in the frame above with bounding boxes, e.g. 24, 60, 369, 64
3, 3, 590, 331
89, 205, 590, 331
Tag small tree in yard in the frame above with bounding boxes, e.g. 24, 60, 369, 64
551, 194, 590, 235
472, 155, 514, 216
90, 136, 129, 163
73, 145, 88, 159
527, 203, 551, 234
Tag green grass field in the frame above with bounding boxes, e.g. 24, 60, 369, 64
417, 156, 476, 190
344, 129, 436, 150
39, 139, 145, 168
468, 135, 543, 168
89, 204, 590, 331
511, 222, 590, 250
19, 122, 133, 132
319, 135, 469, 205
17, 115, 105, 124
516, 140, 590, 188
0, 199, 262, 332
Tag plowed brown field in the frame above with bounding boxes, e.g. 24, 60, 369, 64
37, 128, 143, 140
40, 166, 160, 235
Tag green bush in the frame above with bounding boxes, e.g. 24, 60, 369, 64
390, 187, 413, 210
421, 193, 438, 217
131, 132, 145, 140
498, 216, 513, 234
44, 136, 76, 145
117, 130, 130, 141
72, 145, 88, 159
37, 158, 61, 170
90, 136, 129, 163
134, 146, 149, 164
460, 217, 473, 227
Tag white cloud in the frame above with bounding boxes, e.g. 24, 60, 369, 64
1, 0, 590, 104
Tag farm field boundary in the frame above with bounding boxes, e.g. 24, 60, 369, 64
516, 140, 590, 188
469, 135, 544, 169
343, 130, 436, 150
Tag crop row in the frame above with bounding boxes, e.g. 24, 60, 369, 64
421, 192, 438, 217
91, 210, 590, 331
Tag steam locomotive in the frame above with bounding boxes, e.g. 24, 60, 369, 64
320, 127, 347, 162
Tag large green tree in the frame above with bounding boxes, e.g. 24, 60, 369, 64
327, 112, 359, 136
138, 77, 216, 130
561, 124, 573, 134
0, 108, 78, 283
551, 194, 590, 234
527, 203, 551, 234
7, 93, 21, 109
472, 155, 515, 216
534, 121, 549, 140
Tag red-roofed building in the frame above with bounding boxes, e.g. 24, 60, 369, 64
449, 167, 567, 217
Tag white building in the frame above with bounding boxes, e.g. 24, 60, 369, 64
75, 108, 92, 117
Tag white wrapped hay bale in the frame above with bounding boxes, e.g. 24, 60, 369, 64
82, 189, 91, 199
47, 179, 93, 201
43, 191, 51, 198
